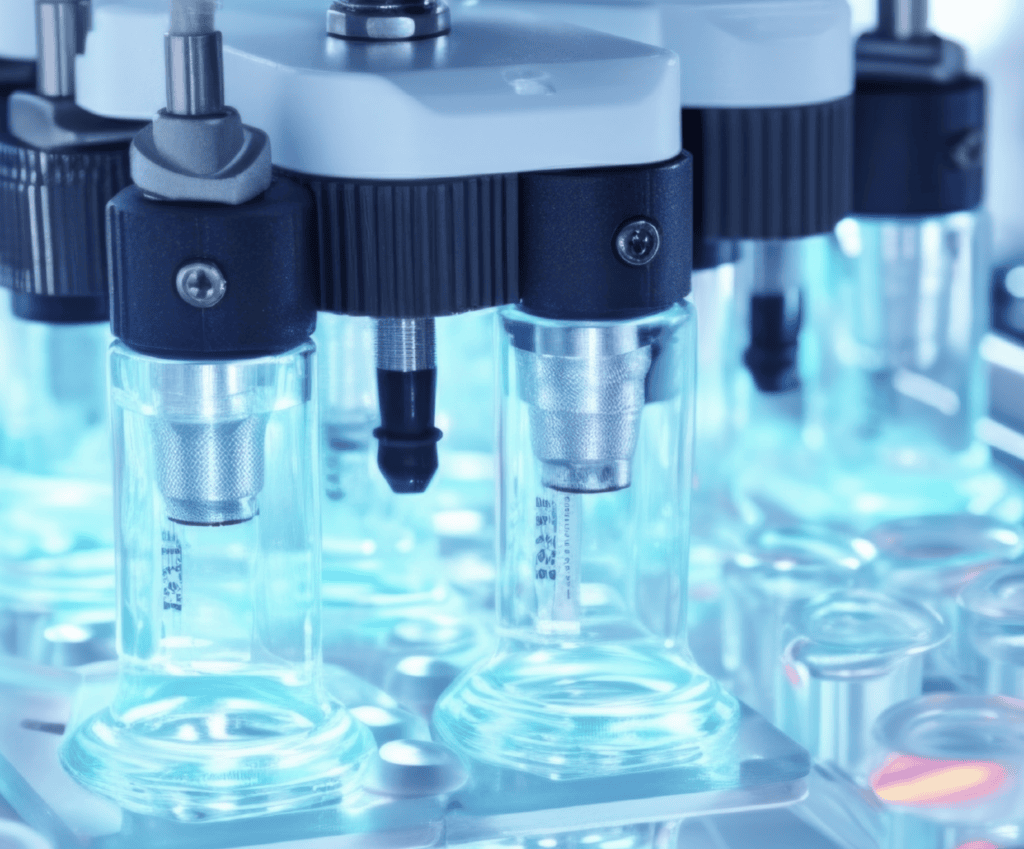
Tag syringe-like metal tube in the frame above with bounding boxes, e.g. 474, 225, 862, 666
508, 319, 654, 494
35, 0, 80, 98
373, 317, 442, 493
877, 0, 929, 41
149, 360, 271, 526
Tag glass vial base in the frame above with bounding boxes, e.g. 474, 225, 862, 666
60, 683, 373, 821
433, 640, 739, 780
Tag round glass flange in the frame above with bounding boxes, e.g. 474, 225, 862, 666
59, 687, 375, 821
870, 694, 1024, 826
432, 641, 739, 780
790, 588, 948, 680
869, 514, 1023, 601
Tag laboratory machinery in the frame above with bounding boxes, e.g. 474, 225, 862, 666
0, 0, 140, 667
824, 0, 1022, 525
0, 0, 814, 845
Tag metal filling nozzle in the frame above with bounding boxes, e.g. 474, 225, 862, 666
506, 318, 661, 494
374, 318, 442, 494
149, 361, 270, 526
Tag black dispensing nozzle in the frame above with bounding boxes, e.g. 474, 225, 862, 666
373, 318, 442, 494
743, 290, 803, 394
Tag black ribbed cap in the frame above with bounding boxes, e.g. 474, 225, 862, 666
853, 75, 984, 216
285, 170, 519, 318
519, 154, 692, 321
108, 178, 317, 359
683, 96, 853, 241
0, 132, 131, 301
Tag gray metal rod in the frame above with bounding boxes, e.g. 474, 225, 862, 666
376, 318, 437, 373
878, 0, 929, 40
36, 0, 78, 98
165, 31, 225, 116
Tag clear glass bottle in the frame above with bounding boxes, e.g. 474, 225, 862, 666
315, 313, 480, 686
823, 212, 1019, 525
433, 303, 739, 780
956, 563, 1024, 697
776, 588, 947, 781
720, 525, 876, 718
688, 261, 742, 616
868, 514, 1023, 669
0, 291, 115, 663
869, 694, 1024, 849
59, 342, 374, 820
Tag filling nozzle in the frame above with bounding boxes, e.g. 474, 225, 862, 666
149, 361, 270, 526
507, 319, 660, 495
373, 318, 442, 494
743, 240, 803, 394
877, 0, 929, 41
858, 0, 965, 81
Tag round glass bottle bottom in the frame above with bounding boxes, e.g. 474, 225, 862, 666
60, 674, 375, 821
433, 640, 740, 781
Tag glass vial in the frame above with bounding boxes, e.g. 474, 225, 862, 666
59, 342, 374, 820
824, 212, 1018, 524
720, 525, 876, 718
777, 588, 947, 780
433, 303, 739, 780
688, 261, 742, 614
956, 563, 1024, 696
0, 291, 115, 663
869, 694, 1024, 849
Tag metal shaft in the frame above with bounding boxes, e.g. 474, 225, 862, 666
165, 31, 225, 116
36, 0, 80, 98
376, 317, 436, 372
878, 0, 929, 40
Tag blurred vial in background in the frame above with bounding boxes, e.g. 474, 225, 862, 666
868, 694, 1024, 849
956, 562, 1024, 696
0, 292, 115, 665
721, 524, 876, 718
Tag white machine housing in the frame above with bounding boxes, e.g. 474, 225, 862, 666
76, 0, 681, 179
461, 0, 854, 108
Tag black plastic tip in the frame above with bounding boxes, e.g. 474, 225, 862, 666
743, 292, 802, 394
10, 291, 109, 324
374, 427, 442, 494
375, 367, 443, 494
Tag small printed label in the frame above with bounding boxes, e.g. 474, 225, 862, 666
161, 527, 182, 612
533, 492, 581, 635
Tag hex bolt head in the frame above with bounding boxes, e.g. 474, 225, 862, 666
615, 219, 661, 267
176, 261, 227, 308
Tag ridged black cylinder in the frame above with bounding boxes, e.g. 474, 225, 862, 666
108, 177, 317, 359
285, 169, 518, 317
853, 75, 984, 216
518, 154, 692, 321
0, 132, 131, 301
683, 97, 853, 241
